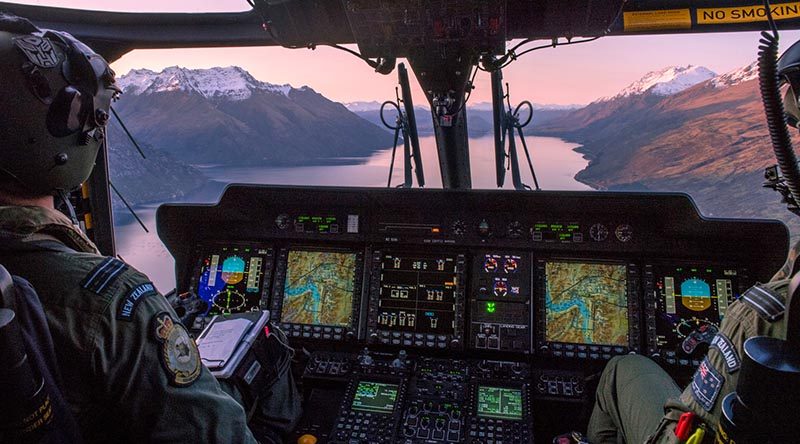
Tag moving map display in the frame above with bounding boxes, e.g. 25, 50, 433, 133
376, 253, 459, 335
654, 265, 740, 356
194, 246, 270, 315
476, 386, 523, 420
351, 381, 399, 414
544, 261, 629, 346
280, 250, 357, 327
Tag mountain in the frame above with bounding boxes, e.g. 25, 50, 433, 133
115, 67, 393, 166
536, 63, 800, 234
597, 65, 716, 101
106, 119, 207, 209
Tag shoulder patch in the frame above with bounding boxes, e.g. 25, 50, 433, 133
80, 257, 129, 295
117, 282, 158, 321
710, 333, 741, 373
691, 357, 724, 412
741, 285, 785, 322
152, 312, 201, 387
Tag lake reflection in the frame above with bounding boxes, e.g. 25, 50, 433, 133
113, 135, 591, 292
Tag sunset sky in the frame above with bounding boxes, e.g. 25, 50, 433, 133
9, 0, 800, 105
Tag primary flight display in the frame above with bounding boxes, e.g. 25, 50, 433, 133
193, 245, 271, 315
653, 265, 740, 357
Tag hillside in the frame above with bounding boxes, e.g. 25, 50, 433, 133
537, 63, 799, 234
115, 67, 393, 166
106, 119, 207, 209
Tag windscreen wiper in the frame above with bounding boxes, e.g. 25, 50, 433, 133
490, 65, 540, 191
381, 63, 425, 188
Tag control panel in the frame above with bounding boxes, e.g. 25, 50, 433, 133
467, 383, 533, 443
331, 378, 407, 444
158, 185, 789, 442
399, 358, 468, 443
469, 252, 532, 353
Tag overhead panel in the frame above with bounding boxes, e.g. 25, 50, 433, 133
342, 0, 507, 58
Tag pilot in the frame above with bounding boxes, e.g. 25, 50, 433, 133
586, 51, 800, 444
0, 14, 289, 443
587, 256, 793, 444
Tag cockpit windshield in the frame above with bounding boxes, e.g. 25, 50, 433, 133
6, 1, 800, 292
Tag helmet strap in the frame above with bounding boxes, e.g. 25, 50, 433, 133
55, 189, 80, 227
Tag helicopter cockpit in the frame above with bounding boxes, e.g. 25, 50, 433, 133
1, 1, 799, 442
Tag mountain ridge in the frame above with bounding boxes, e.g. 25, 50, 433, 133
114, 66, 393, 167
536, 61, 799, 233
596, 65, 716, 102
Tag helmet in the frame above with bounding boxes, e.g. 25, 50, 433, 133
778, 39, 800, 127
0, 14, 120, 195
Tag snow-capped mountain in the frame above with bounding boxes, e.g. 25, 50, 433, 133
712, 61, 759, 88
118, 66, 304, 101
112, 66, 392, 166
598, 65, 716, 102
344, 101, 385, 112
536, 60, 795, 232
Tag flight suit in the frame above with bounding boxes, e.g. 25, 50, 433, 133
0, 205, 260, 443
588, 251, 793, 444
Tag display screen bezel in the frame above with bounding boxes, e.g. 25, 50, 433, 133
647, 262, 746, 360
278, 247, 361, 328
536, 258, 639, 355
475, 385, 525, 421
373, 250, 463, 336
350, 381, 400, 414
189, 243, 273, 316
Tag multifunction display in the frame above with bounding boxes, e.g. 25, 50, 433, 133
543, 261, 629, 346
351, 381, 400, 414
651, 265, 743, 362
191, 245, 272, 315
271, 248, 363, 340
476, 386, 523, 420
281, 250, 356, 327
375, 253, 459, 335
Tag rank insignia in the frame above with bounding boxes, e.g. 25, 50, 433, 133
152, 312, 201, 387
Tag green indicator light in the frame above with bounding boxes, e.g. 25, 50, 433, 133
486, 302, 496, 313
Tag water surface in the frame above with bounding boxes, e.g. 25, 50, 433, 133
113, 135, 591, 291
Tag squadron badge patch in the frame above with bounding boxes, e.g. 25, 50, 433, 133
13, 35, 60, 68
152, 312, 201, 387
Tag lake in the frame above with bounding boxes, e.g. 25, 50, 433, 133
113, 135, 591, 292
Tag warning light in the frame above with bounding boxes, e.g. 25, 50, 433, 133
486, 302, 496, 313
431, 227, 441, 233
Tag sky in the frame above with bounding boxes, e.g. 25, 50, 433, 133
9, 0, 800, 105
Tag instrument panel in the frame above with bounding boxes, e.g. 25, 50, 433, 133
160, 185, 788, 442
164, 185, 788, 365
